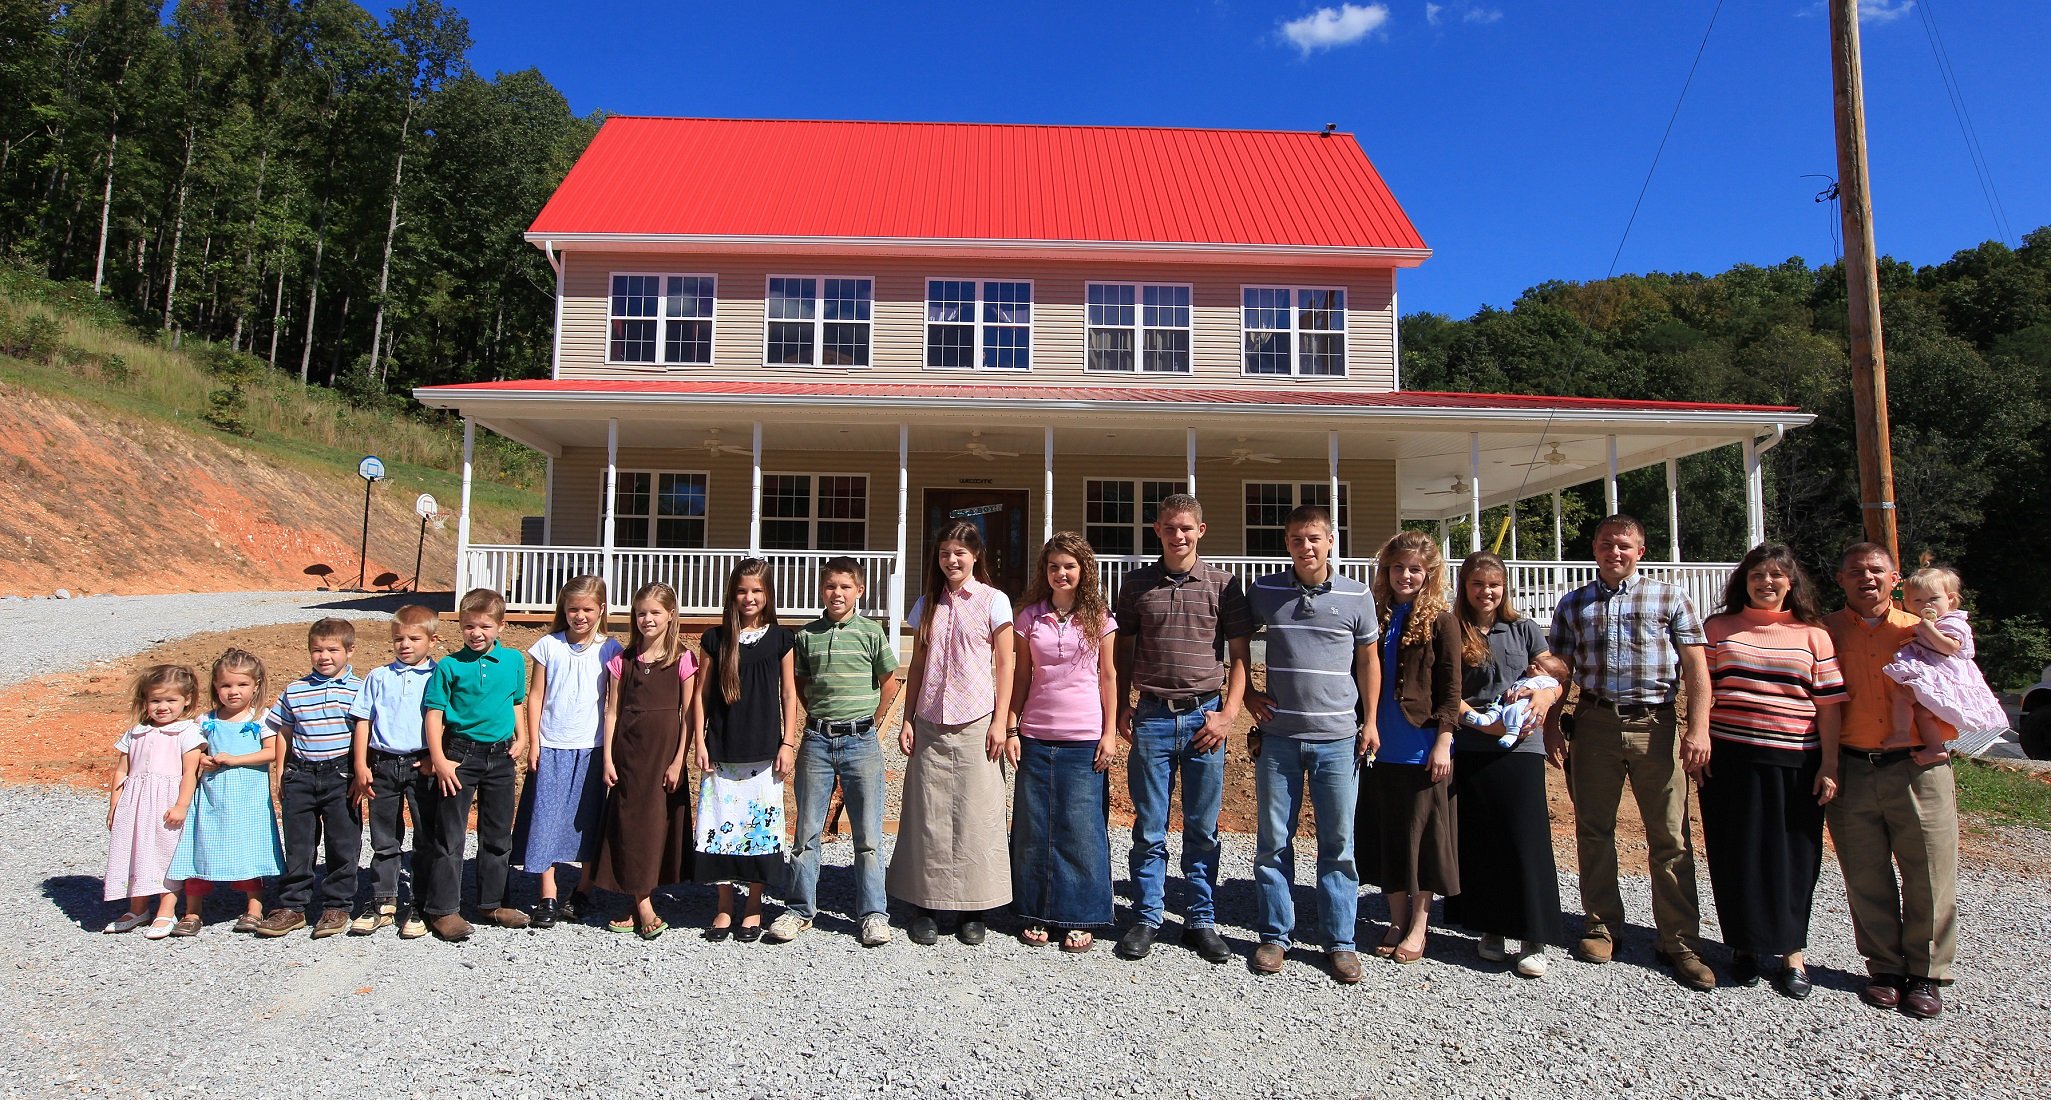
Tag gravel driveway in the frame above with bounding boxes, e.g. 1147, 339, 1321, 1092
6, 785, 2047, 1098
0, 591, 424, 688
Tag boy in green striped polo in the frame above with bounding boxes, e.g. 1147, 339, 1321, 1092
770, 557, 902, 946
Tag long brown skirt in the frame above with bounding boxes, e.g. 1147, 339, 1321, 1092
1356, 761, 1460, 897
886, 713, 1012, 911
589, 660, 693, 895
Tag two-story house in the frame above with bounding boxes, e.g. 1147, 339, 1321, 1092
415, 117, 1811, 633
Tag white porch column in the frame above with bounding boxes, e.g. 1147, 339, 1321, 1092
1468, 432, 1483, 554
1605, 434, 1620, 515
1508, 497, 1519, 559
453, 417, 475, 607
1664, 457, 1681, 562
1185, 426, 1197, 497
1551, 490, 1563, 559
1437, 518, 1450, 561
542, 457, 555, 544
602, 418, 619, 603
892, 423, 908, 641
1043, 425, 1055, 544
1743, 436, 1765, 547
748, 420, 763, 555
1327, 430, 1341, 550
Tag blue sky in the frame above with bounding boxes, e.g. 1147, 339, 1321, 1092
465, 1, 2049, 319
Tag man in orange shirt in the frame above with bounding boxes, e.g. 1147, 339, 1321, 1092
1823, 543, 1957, 1021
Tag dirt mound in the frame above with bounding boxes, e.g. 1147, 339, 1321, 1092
0, 384, 517, 597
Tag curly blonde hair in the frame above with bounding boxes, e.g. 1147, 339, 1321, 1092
1373, 531, 1450, 647
1018, 532, 1110, 649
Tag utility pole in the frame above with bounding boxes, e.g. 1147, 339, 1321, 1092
1829, 0, 1900, 566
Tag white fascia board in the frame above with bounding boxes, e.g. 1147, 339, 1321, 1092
524, 232, 1433, 267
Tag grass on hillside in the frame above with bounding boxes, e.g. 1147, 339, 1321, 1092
1954, 757, 2051, 829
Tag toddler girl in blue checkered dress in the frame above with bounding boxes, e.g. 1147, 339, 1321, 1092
166, 650, 286, 935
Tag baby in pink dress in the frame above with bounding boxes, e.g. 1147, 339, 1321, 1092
1883, 567, 2010, 762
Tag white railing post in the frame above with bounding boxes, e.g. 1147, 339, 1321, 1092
454, 417, 474, 608
1743, 436, 1765, 548
892, 423, 908, 643
602, 417, 619, 608
1551, 490, 1564, 558
749, 421, 763, 555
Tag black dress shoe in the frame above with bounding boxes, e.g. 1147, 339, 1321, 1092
908, 912, 940, 946
957, 912, 988, 946
561, 892, 588, 922
530, 898, 558, 930
734, 923, 764, 943
1114, 923, 1157, 960
1775, 963, 1813, 1000
1185, 925, 1232, 964
702, 924, 732, 942
1729, 950, 1761, 987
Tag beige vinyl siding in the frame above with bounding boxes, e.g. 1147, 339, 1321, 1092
545, 447, 1400, 558
560, 253, 1397, 390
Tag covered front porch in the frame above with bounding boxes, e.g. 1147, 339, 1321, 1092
416, 380, 1811, 632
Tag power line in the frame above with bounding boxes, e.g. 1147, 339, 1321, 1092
1917, 0, 2015, 246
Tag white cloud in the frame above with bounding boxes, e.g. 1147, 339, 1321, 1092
1464, 5, 1502, 22
1425, 2, 1500, 28
1859, 0, 1915, 22
1280, 4, 1392, 55
1425, 2, 1444, 25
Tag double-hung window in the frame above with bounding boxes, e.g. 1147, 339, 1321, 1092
1086, 283, 1192, 373
1242, 286, 1346, 376
611, 471, 708, 548
1243, 481, 1351, 557
608, 274, 714, 365
761, 474, 869, 551
927, 279, 1031, 369
1084, 479, 1187, 557
766, 276, 873, 367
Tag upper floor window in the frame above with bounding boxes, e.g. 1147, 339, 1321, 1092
762, 473, 869, 551
1242, 286, 1345, 376
766, 276, 873, 367
609, 274, 714, 365
1087, 283, 1192, 373
612, 470, 708, 548
1085, 478, 1187, 557
1244, 481, 1351, 557
927, 279, 1031, 370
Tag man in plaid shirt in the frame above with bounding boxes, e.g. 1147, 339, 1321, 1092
1544, 514, 1715, 990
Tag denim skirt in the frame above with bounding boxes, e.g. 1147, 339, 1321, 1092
1009, 737, 1114, 927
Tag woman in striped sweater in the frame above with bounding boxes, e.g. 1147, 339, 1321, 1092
1696, 543, 1847, 999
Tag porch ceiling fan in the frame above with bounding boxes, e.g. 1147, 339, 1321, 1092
1207, 435, 1281, 465
695, 428, 751, 457
946, 430, 1020, 461
1420, 476, 1471, 497
1514, 442, 1589, 470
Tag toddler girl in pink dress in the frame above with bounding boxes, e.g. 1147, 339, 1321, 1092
1883, 567, 2010, 762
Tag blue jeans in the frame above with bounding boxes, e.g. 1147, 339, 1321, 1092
1254, 736, 1360, 951
1126, 696, 1225, 929
786, 728, 887, 920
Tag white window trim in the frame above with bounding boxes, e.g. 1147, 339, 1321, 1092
1080, 477, 1186, 558
761, 274, 875, 370
605, 272, 717, 367
1240, 478, 1353, 557
1239, 283, 1348, 378
1082, 281, 1194, 375
923, 277, 1035, 372
610, 468, 712, 549
760, 470, 871, 551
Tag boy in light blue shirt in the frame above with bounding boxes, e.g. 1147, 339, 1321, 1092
346, 605, 440, 937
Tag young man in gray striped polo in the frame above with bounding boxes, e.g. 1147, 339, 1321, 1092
1244, 506, 1379, 983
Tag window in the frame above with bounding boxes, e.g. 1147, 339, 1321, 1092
608, 274, 714, 365
766, 276, 872, 367
1087, 283, 1192, 373
1084, 479, 1187, 556
1242, 286, 1345, 376
612, 471, 708, 548
761, 474, 868, 551
1243, 481, 1351, 557
926, 279, 1031, 369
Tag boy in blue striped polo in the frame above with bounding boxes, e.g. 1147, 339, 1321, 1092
254, 618, 365, 938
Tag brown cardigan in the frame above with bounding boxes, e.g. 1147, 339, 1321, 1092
1388, 607, 1463, 733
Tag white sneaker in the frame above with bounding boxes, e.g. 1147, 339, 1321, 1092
1515, 943, 1550, 978
859, 913, 892, 947
1477, 933, 1508, 961
765, 912, 811, 942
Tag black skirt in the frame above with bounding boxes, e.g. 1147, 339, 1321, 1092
1356, 761, 1459, 897
1698, 739, 1825, 955
1443, 745, 1561, 943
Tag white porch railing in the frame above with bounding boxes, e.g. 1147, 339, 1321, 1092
464, 545, 897, 618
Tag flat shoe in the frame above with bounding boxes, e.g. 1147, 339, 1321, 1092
104, 911, 149, 934
703, 923, 733, 942
1776, 965, 1813, 1000
734, 924, 764, 943
143, 916, 177, 940
170, 914, 203, 938
957, 918, 988, 947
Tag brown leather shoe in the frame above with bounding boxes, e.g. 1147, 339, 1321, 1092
1859, 974, 1903, 1010
1250, 942, 1285, 974
484, 907, 532, 929
1574, 932, 1614, 965
429, 912, 473, 941
1327, 950, 1362, 984
1657, 947, 1717, 991
252, 909, 306, 938
1900, 978, 1944, 1019
310, 908, 350, 939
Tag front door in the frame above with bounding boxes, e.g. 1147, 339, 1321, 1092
922, 488, 1031, 599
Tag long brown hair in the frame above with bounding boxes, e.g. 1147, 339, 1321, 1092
918, 520, 992, 647
625, 582, 683, 668
548, 574, 608, 639
1372, 530, 1451, 647
1018, 531, 1109, 650
1453, 551, 1521, 666
1715, 542, 1823, 625
718, 558, 780, 705
210, 649, 268, 715
128, 664, 200, 726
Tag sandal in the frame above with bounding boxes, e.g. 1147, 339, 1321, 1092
143, 915, 178, 940
636, 919, 668, 941
1020, 924, 1051, 948
1392, 941, 1425, 965
606, 917, 639, 934
170, 914, 203, 938
1374, 926, 1405, 958
1060, 929, 1094, 954
104, 911, 149, 934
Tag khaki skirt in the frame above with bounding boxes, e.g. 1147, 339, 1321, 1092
886, 713, 1012, 912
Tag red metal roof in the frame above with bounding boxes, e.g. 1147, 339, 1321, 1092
528, 118, 1427, 252
418, 379, 1799, 416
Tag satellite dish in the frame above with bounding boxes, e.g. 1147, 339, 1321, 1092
415, 493, 438, 519
359, 455, 386, 481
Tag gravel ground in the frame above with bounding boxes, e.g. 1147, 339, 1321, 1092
0, 591, 426, 688
6, 785, 2048, 1099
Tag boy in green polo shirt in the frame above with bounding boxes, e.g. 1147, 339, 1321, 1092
419, 588, 528, 941
769, 557, 901, 946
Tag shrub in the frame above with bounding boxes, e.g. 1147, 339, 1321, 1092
101, 354, 131, 385
1976, 615, 2051, 692
21, 312, 61, 364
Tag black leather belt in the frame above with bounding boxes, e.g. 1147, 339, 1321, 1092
1843, 747, 1915, 766
806, 717, 873, 737
1582, 696, 1673, 721
1143, 691, 1220, 714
